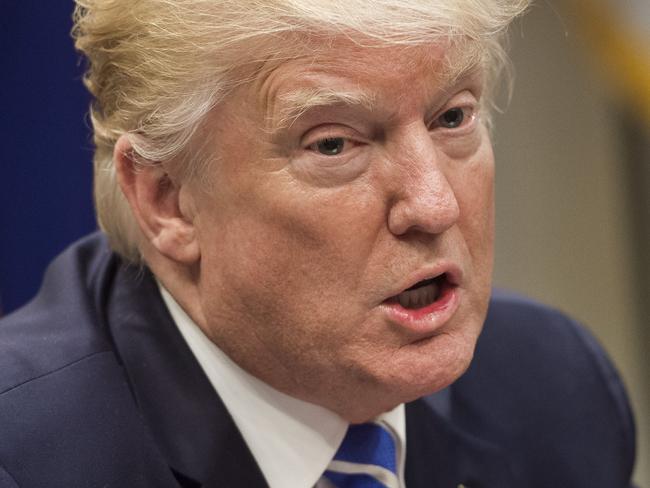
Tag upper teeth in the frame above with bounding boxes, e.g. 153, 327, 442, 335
397, 282, 440, 309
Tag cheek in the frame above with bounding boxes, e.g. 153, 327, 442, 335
447, 138, 494, 321
197, 181, 382, 333
195, 197, 389, 395
453, 139, 495, 248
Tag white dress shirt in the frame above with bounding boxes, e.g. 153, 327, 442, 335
159, 284, 407, 488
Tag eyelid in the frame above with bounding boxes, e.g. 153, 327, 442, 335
301, 124, 366, 151
429, 94, 479, 132
305, 137, 365, 160
431, 89, 478, 116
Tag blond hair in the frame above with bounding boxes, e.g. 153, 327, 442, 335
72, 0, 530, 261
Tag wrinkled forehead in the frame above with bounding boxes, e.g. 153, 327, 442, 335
245, 32, 486, 85
235, 34, 487, 121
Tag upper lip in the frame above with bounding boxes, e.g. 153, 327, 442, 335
383, 263, 462, 302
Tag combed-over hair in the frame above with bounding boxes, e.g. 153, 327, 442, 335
72, 0, 530, 262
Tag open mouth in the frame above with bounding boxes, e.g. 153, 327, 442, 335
385, 273, 449, 310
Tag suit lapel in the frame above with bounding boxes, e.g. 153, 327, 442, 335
405, 395, 514, 488
106, 264, 268, 488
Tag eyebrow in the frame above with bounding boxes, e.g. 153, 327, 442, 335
265, 53, 486, 132
270, 87, 377, 130
438, 48, 487, 95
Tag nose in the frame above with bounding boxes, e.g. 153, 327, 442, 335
386, 132, 460, 237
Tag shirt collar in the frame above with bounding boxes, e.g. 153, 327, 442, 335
159, 284, 406, 488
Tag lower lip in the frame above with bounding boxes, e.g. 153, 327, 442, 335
380, 284, 460, 334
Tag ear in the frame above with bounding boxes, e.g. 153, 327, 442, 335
114, 135, 200, 264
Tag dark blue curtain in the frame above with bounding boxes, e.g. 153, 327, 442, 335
0, 1, 96, 314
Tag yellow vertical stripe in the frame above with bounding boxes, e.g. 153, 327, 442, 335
567, 0, 650, 124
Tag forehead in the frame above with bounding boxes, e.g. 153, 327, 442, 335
248, 38, 483, 123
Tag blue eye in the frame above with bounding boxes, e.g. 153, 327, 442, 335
438, 107, 465, 128
314, 137, 345, 156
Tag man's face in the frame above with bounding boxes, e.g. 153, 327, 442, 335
189, 40, 494, 421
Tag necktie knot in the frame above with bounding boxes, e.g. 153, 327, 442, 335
324, 422, 399, 488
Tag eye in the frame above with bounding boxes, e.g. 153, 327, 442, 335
437, 107, 466, 129
309, 137, 346, 156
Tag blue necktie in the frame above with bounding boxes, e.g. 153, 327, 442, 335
323, 422, 399, 488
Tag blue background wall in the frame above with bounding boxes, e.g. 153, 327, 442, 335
0, 2, 96, 314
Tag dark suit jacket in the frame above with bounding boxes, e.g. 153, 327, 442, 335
0, 233, 636, 487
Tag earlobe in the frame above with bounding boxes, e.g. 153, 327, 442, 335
113, 135, 200, 264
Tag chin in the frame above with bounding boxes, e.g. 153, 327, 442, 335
333, 334, 476, 423
389, 328, 478, 397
